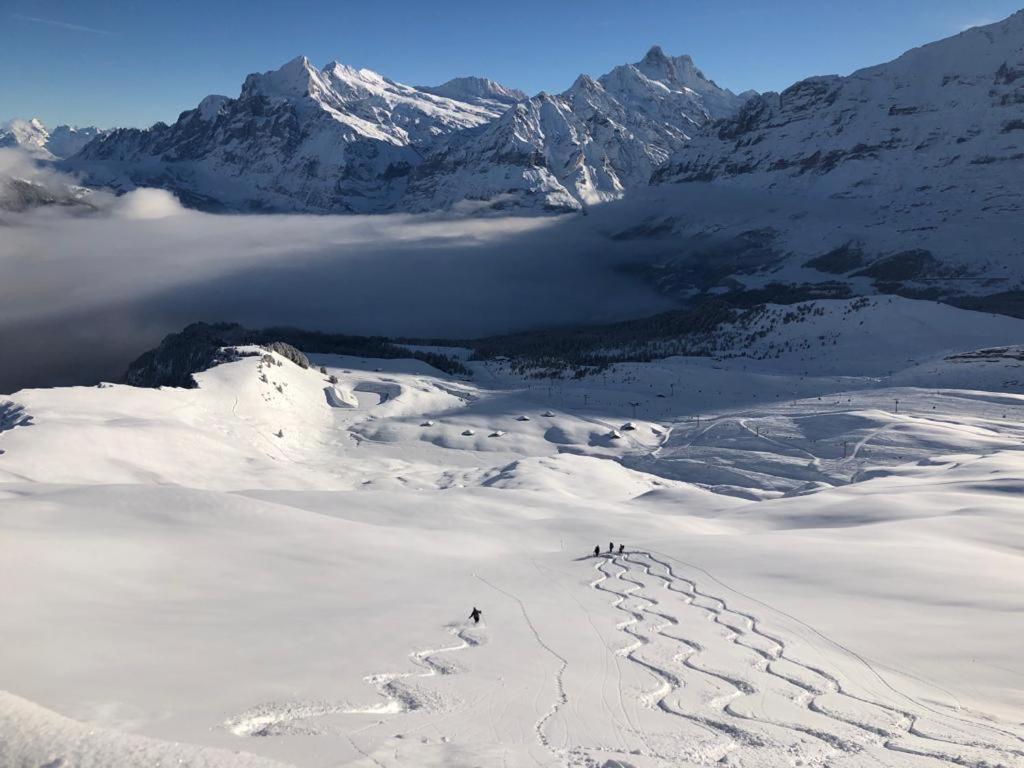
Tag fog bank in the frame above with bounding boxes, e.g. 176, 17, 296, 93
1, 159, 674, 392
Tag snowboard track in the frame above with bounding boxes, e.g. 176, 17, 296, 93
589, 550, 1024, 767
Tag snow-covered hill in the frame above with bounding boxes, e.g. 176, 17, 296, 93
2, 305, 1024, 767
0, 118, 108, 160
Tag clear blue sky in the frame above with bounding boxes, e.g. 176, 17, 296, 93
2, 0, 1021, 128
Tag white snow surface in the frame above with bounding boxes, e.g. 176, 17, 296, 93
2, 300, 1024, 767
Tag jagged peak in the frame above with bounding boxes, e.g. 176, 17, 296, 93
635, 47, 707, 88
3, 116, 48, 133
569, 73, 602, 92
240, 55, 319, 99
642, 45, 671, 63
196, 95, 230, 121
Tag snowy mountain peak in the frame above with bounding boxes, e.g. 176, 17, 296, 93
240, 55, 320, 99
601, 48, 751, 121
68, 54, 523, 213
195, 95, 230, 122
638, 46, 700, 82
568, 73, 602, 94
643, 44, 669, 61
419, 76, 526, 107
2, 117, 50, 154
1, 118, 108, 159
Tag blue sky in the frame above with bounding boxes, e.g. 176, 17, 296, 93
2, 0, 1021, 128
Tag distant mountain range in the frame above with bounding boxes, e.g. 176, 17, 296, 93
0, 118, 108, 160
4, 11, 1024, 315
52, 47, 750, 213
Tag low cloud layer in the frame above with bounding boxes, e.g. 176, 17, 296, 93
0, 149, 674, 393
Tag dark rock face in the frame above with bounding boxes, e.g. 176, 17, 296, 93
804, 242, 867, 274
853, 249, 943, 282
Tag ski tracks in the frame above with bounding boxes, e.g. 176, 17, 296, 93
589, 551, 1024, 767
475, 573, 571, 763
224, 624, 484, 739
223, 555, 1022, 767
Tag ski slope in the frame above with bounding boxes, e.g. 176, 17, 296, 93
2, 309, 1024, 767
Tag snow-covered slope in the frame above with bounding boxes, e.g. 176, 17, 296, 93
66, 57, 523, 213
416, 76, 526, 110
3, 314, 1024, 767
406, 47, 752, 213
0, 118, 108, 159
650, 13, 1024, 301
45, 124, 110, 158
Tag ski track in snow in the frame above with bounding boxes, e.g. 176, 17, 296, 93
224, 624, 484, 738
475, 573, 571, 764
221, 551, 1024, 766
585, 551, 1024, 768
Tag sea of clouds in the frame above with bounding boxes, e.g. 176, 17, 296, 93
0, 148, 674, 392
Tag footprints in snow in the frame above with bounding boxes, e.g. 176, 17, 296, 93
225, 624, 485, 737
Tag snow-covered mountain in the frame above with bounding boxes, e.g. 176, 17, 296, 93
405, 47, 752, 212
653, 14, 1024, 247
416, 76, 526, 110
0, 118, 108, 159
0, 119, 50, 158
635, 13, 1024, 312
65, 48, 750, 213
66, 57, 524, 212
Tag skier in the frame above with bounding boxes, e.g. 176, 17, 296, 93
593, 545, 601, 557
618, 544, 625, 555
469, 607, 482, 624
608, 542, 614, 554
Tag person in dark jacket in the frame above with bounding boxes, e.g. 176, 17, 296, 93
593, 545, 601, 557
608, 542, 614, 553
618, 544, 625, 555
469, 607, 482, 624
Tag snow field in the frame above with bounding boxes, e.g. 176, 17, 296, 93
2, 301, 1024, 766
